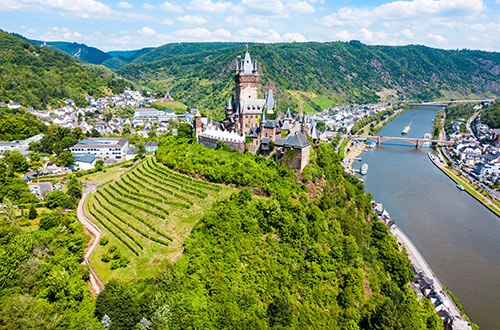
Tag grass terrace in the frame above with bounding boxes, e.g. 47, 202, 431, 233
85, 157, 232, 282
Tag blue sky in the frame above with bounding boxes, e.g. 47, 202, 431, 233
2, 0, 500, 51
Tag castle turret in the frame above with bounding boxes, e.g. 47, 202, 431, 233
235, 50, 259, 106
194, 109, 202, 143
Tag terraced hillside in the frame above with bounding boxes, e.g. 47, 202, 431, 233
85, 157, 230, 282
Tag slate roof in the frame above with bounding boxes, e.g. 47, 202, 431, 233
74, 153, 96, 164
283, 132, 311, 149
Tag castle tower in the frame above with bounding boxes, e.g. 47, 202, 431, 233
193, 109, 202, 143
235, 50, 259, 107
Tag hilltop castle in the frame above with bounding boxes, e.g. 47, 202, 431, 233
194, 49, 319, 171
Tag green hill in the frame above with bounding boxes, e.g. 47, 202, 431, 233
0, 30, 131, 109
93, 136, 442, 329
117, 41, 500, 117
107, 47, 153, 60
29, 39, 112, 65
130, 42, 244, 64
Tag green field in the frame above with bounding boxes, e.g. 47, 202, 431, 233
85, 157, 233, 282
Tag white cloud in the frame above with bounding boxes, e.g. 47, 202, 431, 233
335, 30, 353, 41
177, 15, 207, 25
427, 33, 446, 43
188, 0, 232, 13
213, 28, 232, 39
160, 1, 183, 13
287, 1, 314, 14
400, 29, 414, 38
139, 26, 156, 36
283, 32, 307, 42
142, 3, 155, 10
173, 27, 211, 39
162, 18, 174, 25
39, 26, 85, 42
241, 0, 285, 13
225, 16, 242, 25
235, 27, 282, 42
118, 1, 132, 9
320, 0, 485, 27
32, 0, 113, 16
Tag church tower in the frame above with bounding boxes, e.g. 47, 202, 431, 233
235, 48, 259, 107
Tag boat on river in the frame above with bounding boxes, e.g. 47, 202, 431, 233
361, 163, 368, 175
402, 125, 411, 135
456, 184, 465, 191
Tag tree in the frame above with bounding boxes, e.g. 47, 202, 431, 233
28, 204, 38, 220
177, 123, 192, 139
56, 151, 75, 168
316, 121, 326, 132
44, 190, 71, 209
2, 198, 16, 225
135, 142, 146, 160
4, 150, 29, 173
267, 296, 293, 327
28, 152, 44, 182
66, 176, 82, 200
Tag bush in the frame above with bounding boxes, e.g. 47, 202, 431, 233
100, 236, 109, 246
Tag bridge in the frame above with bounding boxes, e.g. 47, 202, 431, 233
350, 135, 455, 148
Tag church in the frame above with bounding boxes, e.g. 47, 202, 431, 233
194, 49, 319, 171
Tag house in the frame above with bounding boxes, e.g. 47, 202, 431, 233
70, 138, 129, 160
74, 153, 97, 170
145, 142, 158, 153
7, 102, 21, 109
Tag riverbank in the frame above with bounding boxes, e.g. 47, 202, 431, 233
372, 201, 474, 330
342, 140, 365, 174
428, 151, 500, 218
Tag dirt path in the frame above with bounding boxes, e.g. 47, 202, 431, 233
77, 186, 105, 297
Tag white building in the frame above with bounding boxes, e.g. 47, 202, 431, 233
70, 138, 129, 160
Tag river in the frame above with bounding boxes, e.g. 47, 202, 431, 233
353, 106, 500, 330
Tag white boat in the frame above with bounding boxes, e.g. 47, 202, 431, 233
456, 184, 465, 191
402, 125, 411, 135
360, 163, 368, 175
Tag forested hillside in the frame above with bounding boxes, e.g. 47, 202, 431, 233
29, 39, 112, 65
93, 136, 441, 329
481, 101, 500, 128
118, 41, 500, 117
0, 30, 131, 109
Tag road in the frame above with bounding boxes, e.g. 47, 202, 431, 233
77, 186, 105, 297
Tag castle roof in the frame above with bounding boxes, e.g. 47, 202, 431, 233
283, 132, 311, 149
243, 52, 253, 75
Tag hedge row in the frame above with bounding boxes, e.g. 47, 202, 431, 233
143, 161, 208, 198
88, 200, 140, 256
108, 182, 170, 216
102, 186, 167, 219
92, 202, 144, 250
97, 189, 173, 241
151, 157, 221, 192
129, 168, 194, 205
138, 163, 207, 199
94, 194, 170, 247
121, 174, 190, 209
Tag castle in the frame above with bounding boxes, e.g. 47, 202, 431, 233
194, 49, 319, 171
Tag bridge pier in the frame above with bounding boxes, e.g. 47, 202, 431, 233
416, 139, 420, 148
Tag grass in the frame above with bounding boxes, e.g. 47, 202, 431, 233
338, 138, 350, 159
80, 160, 134, 185
85, 156, 234, 282
440, 165, 500, 217
149, 100, 188, 114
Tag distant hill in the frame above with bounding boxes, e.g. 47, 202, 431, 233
130, 42, 245, 64
29, 39, 112, 65
107, 47, 153, 60
0, 30, 131, 109
117, 41, 500, 116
